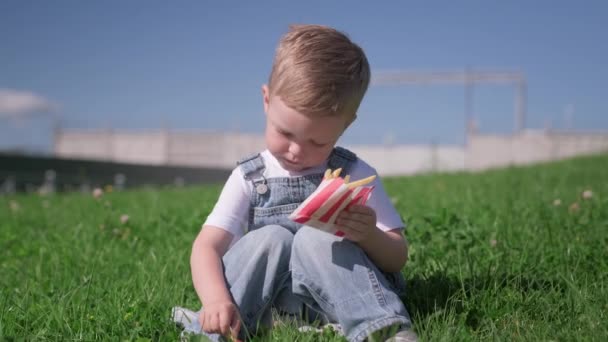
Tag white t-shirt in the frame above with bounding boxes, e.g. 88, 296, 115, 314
204, 149, 405, 245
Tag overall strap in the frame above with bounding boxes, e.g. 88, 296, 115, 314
237, 153, 269, 200
236, 153, 266, 180
327, 146, 358, 174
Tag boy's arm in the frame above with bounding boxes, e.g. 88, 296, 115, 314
193, 166, 249, 306
337, 204, 408, 273
191, 225, 241, 338
190, 225, 234, 305
359, 228, 408, 273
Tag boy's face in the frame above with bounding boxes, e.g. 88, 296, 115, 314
262, 85, 352, 172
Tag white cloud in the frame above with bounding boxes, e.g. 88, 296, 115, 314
0, 88, 57, 118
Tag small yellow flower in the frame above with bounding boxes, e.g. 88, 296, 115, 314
121, 228, 131, 240
569, 202, 580, 213
9, 200, 20, 212
553, 199, 562, 206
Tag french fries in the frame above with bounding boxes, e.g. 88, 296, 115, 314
346, 175, 376, 189
290, 168, 377, 236
322, 168, 376, 188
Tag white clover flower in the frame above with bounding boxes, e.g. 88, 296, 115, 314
92, 188, 103, 199
582, 190, 593, 199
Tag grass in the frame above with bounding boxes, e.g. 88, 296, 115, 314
1, 153, 607, 341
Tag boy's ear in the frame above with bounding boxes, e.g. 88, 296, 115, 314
339, 114, 356, 137
262, 85, 270, 114
345, 114, 357, 129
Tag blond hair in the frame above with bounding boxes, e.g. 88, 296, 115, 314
268, 25, 370, 118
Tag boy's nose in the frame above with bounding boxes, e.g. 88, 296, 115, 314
288, 142, 303, 159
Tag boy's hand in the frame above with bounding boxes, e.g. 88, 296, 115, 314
337, 204, 379, 243
200, 300, 242, 341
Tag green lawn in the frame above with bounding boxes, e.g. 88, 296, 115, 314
1, 154, 607, 341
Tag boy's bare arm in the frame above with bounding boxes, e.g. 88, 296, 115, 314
191, 226, 242, 338
337, 204, 408, 273
190, 225, 234, 306
359, 229, 409, 273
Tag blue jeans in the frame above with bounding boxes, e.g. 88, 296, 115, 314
175, 225, 411, 342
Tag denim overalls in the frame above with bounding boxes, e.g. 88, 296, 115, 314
173, 147, 412, 342
241, 146, 358, 234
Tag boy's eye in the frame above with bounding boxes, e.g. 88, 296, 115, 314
311, 141, 328, 148
278, 130, 292, 138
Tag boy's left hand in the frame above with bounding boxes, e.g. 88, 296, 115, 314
336, 204, 379, 243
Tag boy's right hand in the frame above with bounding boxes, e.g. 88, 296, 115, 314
200, 300, 242, 341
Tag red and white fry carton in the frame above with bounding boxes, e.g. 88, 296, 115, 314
288, 168, 376, 236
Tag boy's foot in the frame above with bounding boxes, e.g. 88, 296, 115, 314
297, 323, 342, 334
368, 324, 418, 342
384, 328, 418, 342
172, 306, 226, 342
272, 312, 344, 335
172, 306, 199, 328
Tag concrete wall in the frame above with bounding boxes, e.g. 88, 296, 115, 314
54, 130, 265, 167
467, 130, 608, 170
348, 144, 465, 175
55, 130, 169, 165
54, 129, 608, 176
167, 132, 266, 168
55, 130, 114, 160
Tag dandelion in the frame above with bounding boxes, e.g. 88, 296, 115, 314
9, 200, 20, 212
434, 182, 445, 191
121, 228, 131, 240
38, 186, 52, 196
553, 199, 561, 206
120, 214, 130, 224
92, 188, 103, 199
569, 202, 580, 213
582, 190, 593, 200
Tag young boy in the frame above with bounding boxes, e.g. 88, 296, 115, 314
173, 25, 416, 342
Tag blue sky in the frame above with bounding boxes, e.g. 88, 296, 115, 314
1, 1, 607, 152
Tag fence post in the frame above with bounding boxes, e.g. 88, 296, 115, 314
114, 173, 127, 191
1, 176, 16, 195
40, 169, 57, 195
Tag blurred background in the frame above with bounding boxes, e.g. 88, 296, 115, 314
1, 0, 607, 193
